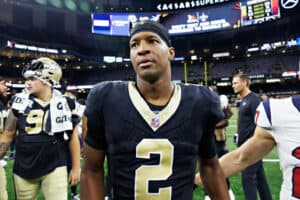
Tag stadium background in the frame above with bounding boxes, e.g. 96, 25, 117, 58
0, 0, 298, 199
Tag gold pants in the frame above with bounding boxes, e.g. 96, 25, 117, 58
214, 128, 226, 141
14, 166, 68, 200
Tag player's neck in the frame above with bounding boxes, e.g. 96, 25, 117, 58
136, 79, 174, 106
34, 87, 52, 102
240, 88, 251, 99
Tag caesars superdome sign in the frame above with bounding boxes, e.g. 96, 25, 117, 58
154, 0, 299, 14
154, 0, 233, 11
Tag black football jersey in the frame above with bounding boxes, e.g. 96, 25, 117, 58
85, 81, 224, 200
12, 94, 75, 179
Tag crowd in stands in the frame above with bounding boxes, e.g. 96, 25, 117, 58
59, 53, 300, 85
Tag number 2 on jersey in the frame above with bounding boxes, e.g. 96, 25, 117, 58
135, 139, 174, 200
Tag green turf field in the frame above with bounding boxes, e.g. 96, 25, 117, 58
192, 108, 282, 199
3, 107, 282, 199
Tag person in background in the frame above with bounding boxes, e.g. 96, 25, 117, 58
200, 86, 235, 200
0, 57, 81, 200
7, 98, 16, 161
64, 91, 85, 147
230, 73, 272, 200
261, 93, 269, 101
81, 20, 230, 200
64, 90, 85, 200
0, 76, 8, 200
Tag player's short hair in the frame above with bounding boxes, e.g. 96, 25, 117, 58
130, 20, 172, 47
233, 72, 251, 86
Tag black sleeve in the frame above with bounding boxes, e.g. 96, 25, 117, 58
209, 90, 226, 124
251, 94, 261, 116
11, 95, 20, 117
65, 96, 76, 111
71, 114, 81, 127
223, 108, 228, 119
11, 108, 19, 118
198, 129, 217, 159
84, 83, 108, 150
198, 87, 224, 159
64, 96, 80, 127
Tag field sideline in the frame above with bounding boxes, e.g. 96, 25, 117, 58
3, 107, 282, 199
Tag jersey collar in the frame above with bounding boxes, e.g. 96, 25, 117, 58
128, 81, 181, 132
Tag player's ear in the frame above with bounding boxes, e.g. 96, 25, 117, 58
168, 47, 175, 61
42, 81, 48, 86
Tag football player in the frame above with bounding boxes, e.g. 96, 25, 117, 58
0, 57, 81, 200
81, 20, 230, 200
0, 76, 8, 200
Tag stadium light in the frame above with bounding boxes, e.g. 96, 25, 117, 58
79, 1, 91, 13
247, 47, 259, 52
35, 0, 47, 5
266, 78, 281, 83
191, 55, 197, 60
212, 52, 230, 58
64, 0, 77, 11
49, 0, 63, 8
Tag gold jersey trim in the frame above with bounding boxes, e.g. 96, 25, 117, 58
128, 82, 181, 132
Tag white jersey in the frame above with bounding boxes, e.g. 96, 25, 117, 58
219, 94, 229, 109
255, 97, 300, 200
74, 102, 85, 137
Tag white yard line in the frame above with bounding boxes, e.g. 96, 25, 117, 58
263, 159, 280, 162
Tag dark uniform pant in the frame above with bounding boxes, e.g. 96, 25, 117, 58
241, 160, 272, 200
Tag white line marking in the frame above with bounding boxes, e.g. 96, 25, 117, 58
263, 159, 279, 162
